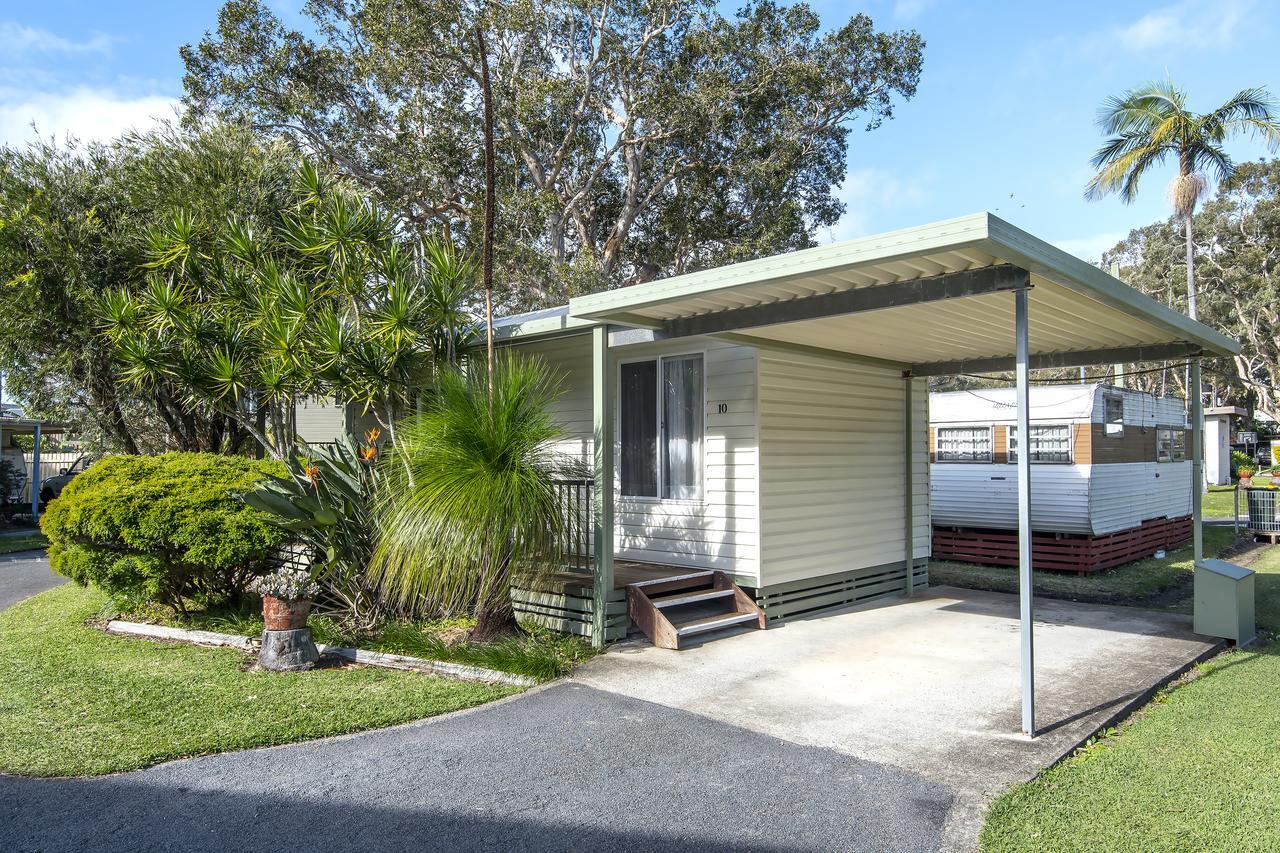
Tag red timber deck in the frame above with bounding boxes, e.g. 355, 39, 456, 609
932, 516, 1193, 575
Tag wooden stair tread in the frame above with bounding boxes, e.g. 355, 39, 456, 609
674, 611, 761, 637
627, 571, 714, 589
652, 588, 735, 609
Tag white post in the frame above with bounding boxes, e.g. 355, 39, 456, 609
1015, 288, 1035, 737
1190, 357, 1204, 563
904, 372, 914, 594
30, 423, 41, 520
591, 325, 615, 649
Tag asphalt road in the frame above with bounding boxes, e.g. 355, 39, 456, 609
0, 550, 61, 610
0, 682, 951, 853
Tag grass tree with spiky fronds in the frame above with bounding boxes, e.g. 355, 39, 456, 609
371, 354, 576, 641
1086, 79, 1280, 320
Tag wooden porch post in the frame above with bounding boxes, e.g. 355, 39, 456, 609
1190, 356, 1204, 563
1015, 288, 1036, 737
904, 371, 914, 594
591, 325, 615, 649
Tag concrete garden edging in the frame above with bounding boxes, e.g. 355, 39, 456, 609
104, 620, 537, 687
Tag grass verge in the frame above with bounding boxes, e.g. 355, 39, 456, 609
979, 640, 1280, 852
0, 584, 519, 777
929, 525, 1235, 606
115, 599, 596, 681
0, 531, 48, 554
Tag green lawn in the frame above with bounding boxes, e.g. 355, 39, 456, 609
1202, 484, 1242, 519
929, 525, 1235, 606
0, 531, 48, 554
978, 531, 1280, 851
0, 584, 519, 777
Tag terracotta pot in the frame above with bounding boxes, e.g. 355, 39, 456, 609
262, 595, 311, 631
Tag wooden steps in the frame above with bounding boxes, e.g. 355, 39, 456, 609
626, 570, 766, 650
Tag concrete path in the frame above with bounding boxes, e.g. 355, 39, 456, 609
0, 683, 951, 853
576, 586, 1220, 848
0, 550, 60, 610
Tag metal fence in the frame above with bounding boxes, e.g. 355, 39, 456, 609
552, 479, 594, 573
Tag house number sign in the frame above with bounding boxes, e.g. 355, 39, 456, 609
708, 402, 730, 415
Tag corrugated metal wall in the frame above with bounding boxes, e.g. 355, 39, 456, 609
930, 463, 1093, 533
512, 334, 762, 582
295, 396, 347, 444
756, 349, 929, 588
1089, 462, 1192, 535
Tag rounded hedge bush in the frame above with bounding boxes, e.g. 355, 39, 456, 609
41, 453, 288, 610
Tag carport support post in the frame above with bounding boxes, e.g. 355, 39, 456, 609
903, 371, 914, 594
1015, 287, 1035, 737
1190, 356, 1204, 563
591, 324, 615, 649
30, 423, 40, 520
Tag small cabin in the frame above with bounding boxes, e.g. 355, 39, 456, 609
929, 384, 1191, 572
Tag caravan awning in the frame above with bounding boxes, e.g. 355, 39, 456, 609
562, 212, 1237, 374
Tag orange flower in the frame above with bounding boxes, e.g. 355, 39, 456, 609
304, 463, 320, 486
364, 427, 381, 443
360, 446, 378, 462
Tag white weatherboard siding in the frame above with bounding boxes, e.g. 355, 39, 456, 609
296, 396, 346, 444
757, 350, 929, 588
931, 464, 1092, 534
1089, 463, 1192, 535
512, 335, 761, 583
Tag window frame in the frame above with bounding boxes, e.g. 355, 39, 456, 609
934, 424, 995, 463
1156, 426, 1187, 463
1008, 423, 1074, 464
616, 350, 707, 503
1103, 393, 1125, 438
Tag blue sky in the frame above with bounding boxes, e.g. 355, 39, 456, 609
1, 0, 1277, 262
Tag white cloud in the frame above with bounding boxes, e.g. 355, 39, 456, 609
1116, 0, 1253, 51
0, 22, 113, 56
823, 167, 931, 243
892, 0, 935, 21
0, 87, 179, 147
1053, 232, 1125, 264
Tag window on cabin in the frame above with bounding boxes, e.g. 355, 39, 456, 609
935, 426, 993, 462
1157, 427, 1187, 463
1104, 394, 1125, 437
619, 354, 704, 499
1008, 424, 1073, 463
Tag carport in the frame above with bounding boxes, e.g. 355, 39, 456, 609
564, 212, 1238, 736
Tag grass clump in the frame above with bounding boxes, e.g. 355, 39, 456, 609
0, 584, 518, 777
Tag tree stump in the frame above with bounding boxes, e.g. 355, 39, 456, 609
258, 628, 319, 671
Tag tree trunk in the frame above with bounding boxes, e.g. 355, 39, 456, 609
477, 24, 497, 402
470, 599, 518, 642
1185, 213, 1198, 321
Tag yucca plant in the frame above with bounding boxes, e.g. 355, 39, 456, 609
372, 354, 576, 641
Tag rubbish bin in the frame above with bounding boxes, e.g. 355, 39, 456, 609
1193, 559, 1256, 645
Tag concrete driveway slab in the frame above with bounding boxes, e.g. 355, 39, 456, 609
575, 586, 1220, 847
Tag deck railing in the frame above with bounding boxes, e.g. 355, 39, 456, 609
552, 478, 594, 573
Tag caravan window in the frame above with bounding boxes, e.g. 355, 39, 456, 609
1009, 424, 1072, 463
619, 354, 704, 500
1157, 427, 1187, 463
936, 426, 993, 462
1104, 394, 1125, 437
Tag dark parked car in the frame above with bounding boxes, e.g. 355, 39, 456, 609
40, 455, 89, 505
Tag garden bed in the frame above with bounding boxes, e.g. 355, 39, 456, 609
0, 584, 522, 777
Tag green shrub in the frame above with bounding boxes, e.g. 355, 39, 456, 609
41, 453, 288, 610
1232, 449, 1256, 476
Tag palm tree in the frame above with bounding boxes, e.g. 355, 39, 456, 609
370, 354, 574, 640
1086, 79, 1280, 320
